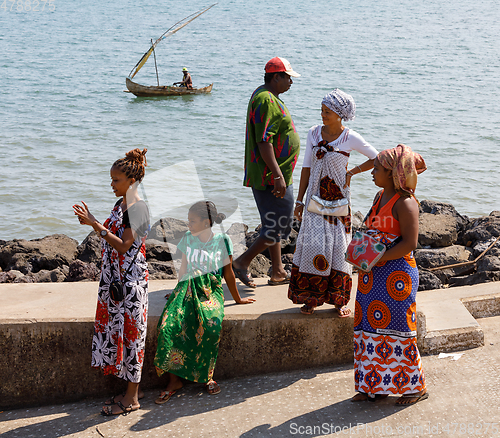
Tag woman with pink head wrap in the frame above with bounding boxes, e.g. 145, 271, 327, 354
377, 144, 427, 196
353, 144, 428, 406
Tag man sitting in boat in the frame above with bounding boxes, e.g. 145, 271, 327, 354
173, 67, 193, 89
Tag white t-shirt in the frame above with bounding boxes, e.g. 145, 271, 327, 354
302, 125, 378, 168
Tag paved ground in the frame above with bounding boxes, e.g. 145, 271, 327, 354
1, 315, 499, 438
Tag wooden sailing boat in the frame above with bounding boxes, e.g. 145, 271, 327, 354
125, 4, 216, 97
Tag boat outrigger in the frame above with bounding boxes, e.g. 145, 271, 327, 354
125, 4, 216, 97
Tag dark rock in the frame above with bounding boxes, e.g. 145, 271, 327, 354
232, 243, 247, 259
150, 217, 188, 244
351, 211, 366, 232
420, 200, 460, 216
13, 275, 36, 283
461, 216, 500, 247
245, 231, 260, 249
0, 270, 24, 283
449, 271, 500, 287
227, 224, 247, 247
33, 267, 69, 283
281, 228, 299, 254
226, 223, 248, 236
281, 253, 294, 264
66, 260, 100, 282
432, 265, 476, 284
477, 255, 500, 272
145, 242, 176, 262
472, 238, 500, 258
419, 200, 471, 244
281, 253, 294, 274
418, 269, 443, 291
418, 213, 458, 247
148, 261, 177, 280
248, 254, 271, 278
291, 218, 301, 233
0, 234, 78, 274
77, 231, 102, 268
415, 245, 473, 269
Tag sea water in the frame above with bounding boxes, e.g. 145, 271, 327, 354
1, 0, 499, 242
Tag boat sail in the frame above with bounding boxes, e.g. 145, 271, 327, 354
125, 4, 216, 97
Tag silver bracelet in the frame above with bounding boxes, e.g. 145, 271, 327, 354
356, 165, 362, 173
274, 175, 282, 180
295, 200, 305, 206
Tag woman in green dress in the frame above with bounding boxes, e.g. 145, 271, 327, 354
154, 201, 255, 404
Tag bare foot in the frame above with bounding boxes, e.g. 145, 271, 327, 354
155, 382, 183, 405
334, 306, 351, 318
351, 392, 368, 402
102, 393, 140, 415
101, 400, 140, 415
104, 389, 144, 406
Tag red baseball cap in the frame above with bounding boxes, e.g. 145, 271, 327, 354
265, 57, 301, 78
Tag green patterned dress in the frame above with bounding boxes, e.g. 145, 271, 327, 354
154, 232, 233, 383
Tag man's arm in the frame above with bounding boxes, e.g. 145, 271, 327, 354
257, 141, 286, 198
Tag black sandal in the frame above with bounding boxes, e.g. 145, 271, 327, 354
233, 266, 256, 288
101, 400, 139, 416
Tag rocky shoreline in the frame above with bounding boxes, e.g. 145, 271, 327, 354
1, 200, 499, 291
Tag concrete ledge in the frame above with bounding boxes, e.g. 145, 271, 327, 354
462, 293, 500, 318
3, 277, 500, 409
417, 282, 500, 354
0, 279, 356, 410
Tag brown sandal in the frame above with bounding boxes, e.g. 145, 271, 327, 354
300, 305, 315, 315
155, 388, 180, 405
205, 380, 221, 395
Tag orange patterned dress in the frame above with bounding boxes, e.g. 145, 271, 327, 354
354, 191, 426, 397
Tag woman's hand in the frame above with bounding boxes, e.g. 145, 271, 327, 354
236, 297, 256, 304
344, 171, 353, 188
73, 201, 97, 226
294, 204, 304, 221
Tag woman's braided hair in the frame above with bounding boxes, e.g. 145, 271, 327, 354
189, 201, 226, 227
112, 148, 148, 183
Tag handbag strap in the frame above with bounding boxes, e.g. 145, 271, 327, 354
106, 235, 146, 282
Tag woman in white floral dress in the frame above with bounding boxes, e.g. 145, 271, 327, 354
73, 148, 150, 416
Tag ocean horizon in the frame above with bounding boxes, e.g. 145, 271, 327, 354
1, 0, 499, 243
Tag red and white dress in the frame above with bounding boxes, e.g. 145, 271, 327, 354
91, 199, 150, 383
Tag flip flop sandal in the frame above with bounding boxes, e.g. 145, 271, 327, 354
205, 381, 221, 395
155, 388, 180, 405
101, 401, 139, 416
268, 273, 291, 286
396, 392, 429, 405
334, 306, 351, 318
300, 304, 315, 315
233, 266, 257, 288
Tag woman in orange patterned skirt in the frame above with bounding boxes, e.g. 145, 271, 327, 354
353, 144, 428, 405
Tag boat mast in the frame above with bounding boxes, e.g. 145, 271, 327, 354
151, 39, 160, 86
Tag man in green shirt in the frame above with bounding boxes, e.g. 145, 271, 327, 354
233, 57, 300, 287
